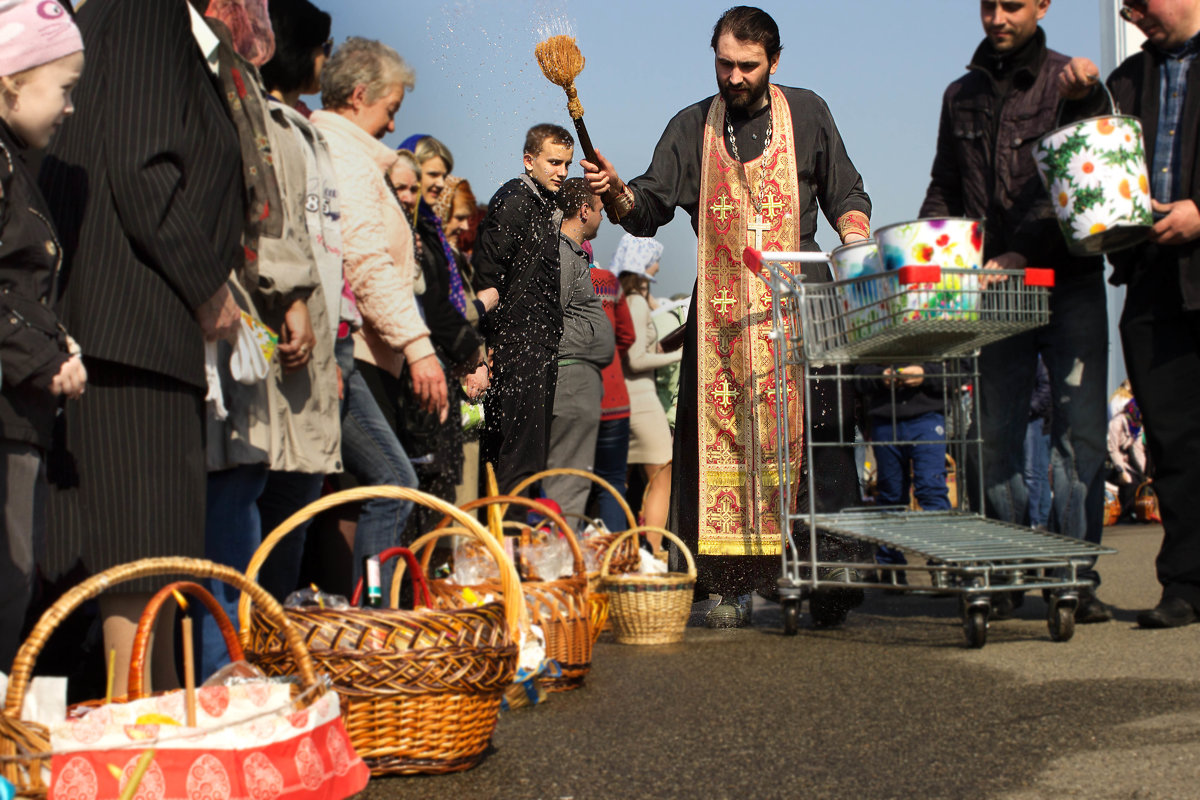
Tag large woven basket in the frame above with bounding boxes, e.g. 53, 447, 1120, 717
238, 486, 523, 776
507, 468, 640, 641
0, 558, 322, 800
600, 528, 697, 645
426, 496, 591, 692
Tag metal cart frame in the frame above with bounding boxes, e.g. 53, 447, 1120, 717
744, 248, 1116, 647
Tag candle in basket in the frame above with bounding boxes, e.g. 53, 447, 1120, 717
171, 590, 197, 727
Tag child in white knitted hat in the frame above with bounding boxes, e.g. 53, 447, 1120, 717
0, 0, 86, 671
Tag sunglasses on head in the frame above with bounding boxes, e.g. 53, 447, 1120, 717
1119, 0, 1148, 22
322, 37, 334, 57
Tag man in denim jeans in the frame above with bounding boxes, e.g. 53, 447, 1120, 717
920, 0, 1111, 622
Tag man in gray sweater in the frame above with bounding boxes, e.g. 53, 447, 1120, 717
543, 178, 614, 515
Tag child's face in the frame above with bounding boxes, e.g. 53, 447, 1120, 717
3, 51, 84, 149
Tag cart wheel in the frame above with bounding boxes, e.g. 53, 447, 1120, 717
809, 593, 851, 629
782, 598, 800, 636
1048, 602, 1076, 642
963, 606, 989, 649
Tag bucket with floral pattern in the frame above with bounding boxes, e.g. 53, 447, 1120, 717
1034, 95, 1151, 256
875, 218, 985, 322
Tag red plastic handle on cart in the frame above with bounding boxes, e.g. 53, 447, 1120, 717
897, 265, 942, 285
742, 246, 764, 276
1023, 268, 1055, 288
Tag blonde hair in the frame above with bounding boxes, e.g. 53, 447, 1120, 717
412, 135, 453, 174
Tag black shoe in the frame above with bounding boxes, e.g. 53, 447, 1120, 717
1137, 597, 1198, 628
991, 591, 1017, 620
1075, 595, 1113, 624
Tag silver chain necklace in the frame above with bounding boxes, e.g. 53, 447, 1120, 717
725, 96, 773, 164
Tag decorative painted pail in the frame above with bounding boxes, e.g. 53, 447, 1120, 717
830, 240, 902, 341
1034, 90, 1152, 256
875, 217, 985, 321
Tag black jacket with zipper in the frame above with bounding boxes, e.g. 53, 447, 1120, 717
920, 28, 1103, 278
0, 120, 72, 450
1065, 39, 1200, 309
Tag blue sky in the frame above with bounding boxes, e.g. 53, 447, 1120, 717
326, 1, 1106, 298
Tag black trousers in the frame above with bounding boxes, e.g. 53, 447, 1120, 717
482, 340, 557, 511
668, 280, 867, 598
1119, 260, 1200, 609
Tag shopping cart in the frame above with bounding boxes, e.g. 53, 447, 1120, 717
742, 247, 1116, 648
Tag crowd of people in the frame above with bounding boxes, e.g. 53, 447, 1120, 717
2, 0, 1199, 695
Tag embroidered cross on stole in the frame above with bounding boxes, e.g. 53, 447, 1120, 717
694, 84, 804, 557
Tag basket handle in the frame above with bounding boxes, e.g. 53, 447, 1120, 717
348, 547, 432, 608
128, 581, 245, 700
599, 527, 697, 579
4, 557, 320, 717
506, 468, 637, 531
388, 526, 478, 609
433, 495, 585, 578
239, 486, 523, 642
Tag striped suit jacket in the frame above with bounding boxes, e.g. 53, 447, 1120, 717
39, 0, 244, 389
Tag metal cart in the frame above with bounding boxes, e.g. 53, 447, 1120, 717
743, 248, 1116, 648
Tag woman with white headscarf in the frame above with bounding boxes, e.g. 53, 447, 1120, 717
613, 234, 680, 551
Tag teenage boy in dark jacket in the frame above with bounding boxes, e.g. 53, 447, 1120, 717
473, 124, 574, 501
921, 0, 1111, 623
1058, 0, 1200, 628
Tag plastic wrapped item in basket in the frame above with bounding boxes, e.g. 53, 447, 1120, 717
507, 468, 641, 643
0, 558, 367, 800
238, 487, 523, 776
875, 218, 985, 321
600, 528, 697, 645
424, 496, 592, 693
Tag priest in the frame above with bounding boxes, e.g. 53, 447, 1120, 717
583, 5, 872, 628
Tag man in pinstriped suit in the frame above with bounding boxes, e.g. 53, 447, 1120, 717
38, 0, 244, 691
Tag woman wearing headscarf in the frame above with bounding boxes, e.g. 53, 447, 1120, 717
393, 134, 486, 518
614, 234, 680, 551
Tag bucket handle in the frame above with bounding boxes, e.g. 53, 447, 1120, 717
1055, 77, 1119, 128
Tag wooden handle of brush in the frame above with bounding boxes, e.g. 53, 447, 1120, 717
570, 116, 626, 220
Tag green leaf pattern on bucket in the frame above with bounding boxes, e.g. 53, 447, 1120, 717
1035, 116, 1152, 247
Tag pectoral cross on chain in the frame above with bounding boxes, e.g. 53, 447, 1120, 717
747, 214, 771, 250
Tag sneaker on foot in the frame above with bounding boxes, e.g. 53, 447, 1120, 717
705, 594, 752, 628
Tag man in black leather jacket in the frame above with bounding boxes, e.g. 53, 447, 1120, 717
1058, 0, 1200, 628
921, 0, 1111, 623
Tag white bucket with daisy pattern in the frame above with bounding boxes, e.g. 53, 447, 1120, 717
1034, 90, 1152, 256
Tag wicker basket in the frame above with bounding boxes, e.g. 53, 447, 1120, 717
425, 495, 591, 692
238, 487, 523, 776
507, 468, 641, 641
389, 529, 547, 713
600, 527, 697, 645
0, 558, 322, 800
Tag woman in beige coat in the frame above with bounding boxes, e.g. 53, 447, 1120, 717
311, 37, 442, 591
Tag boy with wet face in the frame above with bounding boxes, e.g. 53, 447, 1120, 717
472, 123, 576, 504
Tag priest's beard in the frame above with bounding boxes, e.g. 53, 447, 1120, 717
718, 73, 770, 111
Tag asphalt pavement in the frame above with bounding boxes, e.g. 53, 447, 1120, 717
365, 524, 1200, 800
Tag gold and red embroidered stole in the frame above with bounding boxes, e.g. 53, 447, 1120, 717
695, 84, 803, 557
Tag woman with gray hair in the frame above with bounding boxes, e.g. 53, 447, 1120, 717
312, 37, 442, 590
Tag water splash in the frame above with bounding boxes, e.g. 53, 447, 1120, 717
425, 0, 578, 189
